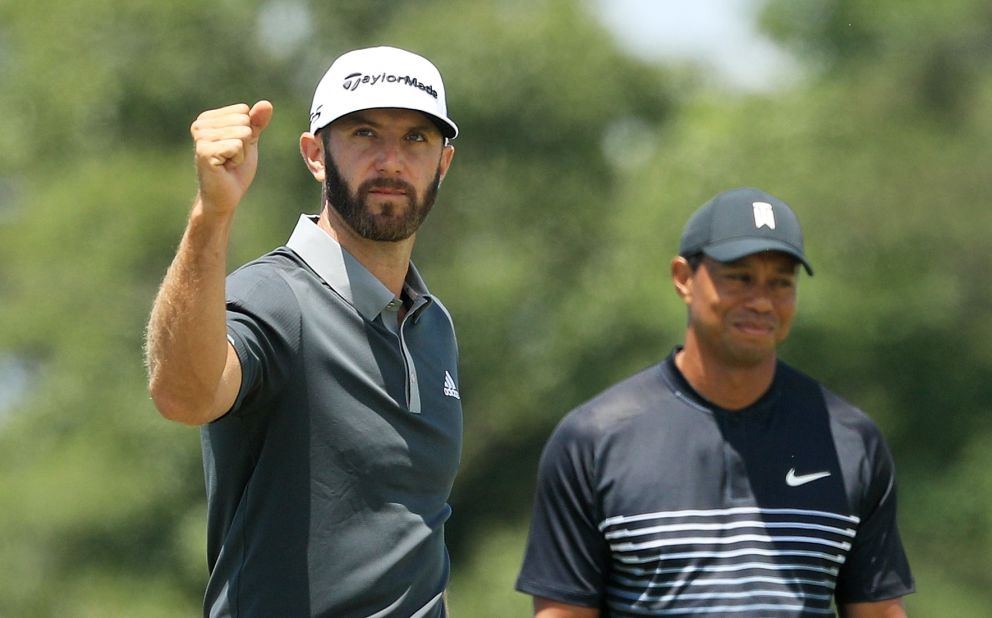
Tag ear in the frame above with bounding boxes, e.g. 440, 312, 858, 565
437, 143, 455, 185
299, 131, 326, 182
671, 256, 694, 305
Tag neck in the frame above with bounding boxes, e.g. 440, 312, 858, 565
675, 338, 778, 411
318, 208, 414, 298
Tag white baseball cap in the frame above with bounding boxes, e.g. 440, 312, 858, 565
308, 46, 458, 139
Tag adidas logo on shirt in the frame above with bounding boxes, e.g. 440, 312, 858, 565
443, 371, 460, 399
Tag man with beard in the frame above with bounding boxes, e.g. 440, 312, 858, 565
145, 47, 462, 617
516, 188, 914, 617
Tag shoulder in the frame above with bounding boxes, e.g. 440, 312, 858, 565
225, 249, 312, 335
552, 363, 673, 447
413, 294, 457, 338
426, 295, 456, 330
777, 361, 889, 450
226, 247, 305, 296
226, 248, 319, 313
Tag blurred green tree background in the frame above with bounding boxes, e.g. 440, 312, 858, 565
1, 0, 989, 615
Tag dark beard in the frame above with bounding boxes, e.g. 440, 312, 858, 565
323, 153, 441, 242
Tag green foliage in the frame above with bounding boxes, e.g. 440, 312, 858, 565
447, 525, 532, 618
1, 0, 990, 615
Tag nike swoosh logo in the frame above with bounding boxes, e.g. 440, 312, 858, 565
785, 468, 832, 487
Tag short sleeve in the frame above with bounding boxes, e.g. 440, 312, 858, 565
224, 264, 301, 416
515, 413, 609, 608
835, 432, 915, 603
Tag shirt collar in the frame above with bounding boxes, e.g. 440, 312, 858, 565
663, 347, 780, 417
285, 214, 432, 321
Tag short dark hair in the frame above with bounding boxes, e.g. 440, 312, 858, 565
683, 253, 704, 271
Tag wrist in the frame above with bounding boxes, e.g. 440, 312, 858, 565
191, 192, 239, 224
184, 195, 236, 256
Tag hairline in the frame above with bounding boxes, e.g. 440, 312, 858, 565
318, 109, 449, 145
681, 251, 800, 274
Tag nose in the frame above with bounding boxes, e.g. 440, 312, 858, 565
743, 282, 775, 313
373, 141, 404, 175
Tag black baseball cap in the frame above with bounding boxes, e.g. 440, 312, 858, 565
678, 187, 813, 275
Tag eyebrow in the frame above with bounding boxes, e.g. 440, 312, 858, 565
710, 257, 799, 274
338, 112, 438, 135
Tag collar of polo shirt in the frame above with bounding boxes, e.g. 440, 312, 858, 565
285, 215, 431, 321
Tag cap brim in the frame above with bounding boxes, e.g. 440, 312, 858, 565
425, 113, 458, 139
703, 239, 814, 275
312, 107, 457, 139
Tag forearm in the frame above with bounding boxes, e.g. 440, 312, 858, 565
146, 198, 235, 424
533, 597, 600, 618
839, 597, 907, 618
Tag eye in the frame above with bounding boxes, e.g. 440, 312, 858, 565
353, 127, 375, 137
405, 131, 428, 143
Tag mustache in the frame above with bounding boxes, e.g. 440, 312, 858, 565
733, 312, 777, 328
358, 177, 416, 195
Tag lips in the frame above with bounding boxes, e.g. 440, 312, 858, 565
365, 178, 411, 197
732, 316, 776, 336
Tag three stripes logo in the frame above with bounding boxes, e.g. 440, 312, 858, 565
443, 371, 460, 399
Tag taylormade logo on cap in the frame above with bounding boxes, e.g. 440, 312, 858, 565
308, 46, 458, 139
341, 71, 439, 99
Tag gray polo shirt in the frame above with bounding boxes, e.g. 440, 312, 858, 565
201, 215, 463, 618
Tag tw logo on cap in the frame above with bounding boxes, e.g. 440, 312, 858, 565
752, 201, 776, 230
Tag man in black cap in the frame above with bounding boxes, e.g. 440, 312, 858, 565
516, 188, 915, 617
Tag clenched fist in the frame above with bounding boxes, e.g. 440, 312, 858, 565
190, 100, 273, 217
